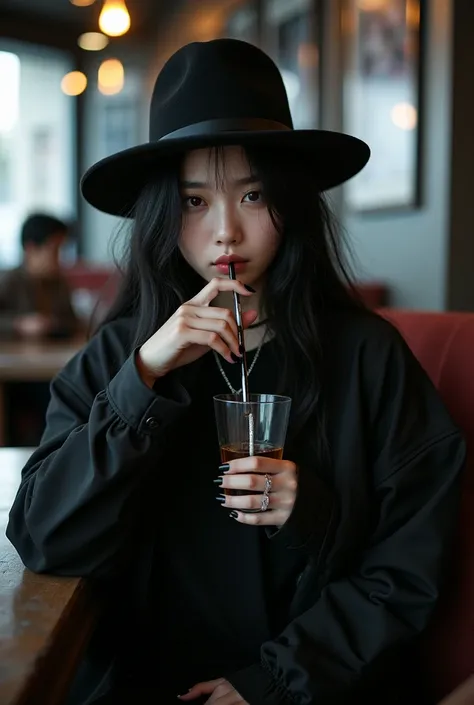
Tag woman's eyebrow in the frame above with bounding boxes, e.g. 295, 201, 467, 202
180, 175, 259, 189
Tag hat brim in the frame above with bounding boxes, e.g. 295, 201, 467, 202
80, 130, 370, 217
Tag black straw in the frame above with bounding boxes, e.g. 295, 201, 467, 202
228, 263, 250, 402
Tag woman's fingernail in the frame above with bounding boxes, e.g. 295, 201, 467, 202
219, 463, 230, 473
213, 477, 223, 485
230, 351, 240, 362
244, 284, 256, 293
229, 510, 239, 519
216, 495, 226, 502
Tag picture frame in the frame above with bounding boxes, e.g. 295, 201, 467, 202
224, 0, 321, 129
343, 0, 424, 212
263, 0, 321, 128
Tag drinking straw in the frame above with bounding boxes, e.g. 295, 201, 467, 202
228, 262, 254, 455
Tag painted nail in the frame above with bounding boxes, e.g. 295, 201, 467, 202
230, 352, 240, 362
219, 463, 230, 473
244, 284, 256, 293
215, 495, 226, 502
239, 344, 246, 355
213, 477, 223, 485
229, 511, 239, 519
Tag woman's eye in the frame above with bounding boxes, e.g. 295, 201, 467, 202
243, 190, 262, 203
185, 196, 204, 208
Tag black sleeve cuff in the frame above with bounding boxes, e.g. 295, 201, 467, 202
106, 350, 191, 435
265, 464, 337, 552
227, 663, 291, 705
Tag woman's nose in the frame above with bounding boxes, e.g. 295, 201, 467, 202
213, 204, 242, 245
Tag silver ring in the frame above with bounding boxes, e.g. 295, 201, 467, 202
263, 474, 272, 493
260, 492, 270, 512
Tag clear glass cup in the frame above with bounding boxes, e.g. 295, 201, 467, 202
213, 393, 292, 497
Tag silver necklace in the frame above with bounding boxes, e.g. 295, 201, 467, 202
213, 333, 266, 394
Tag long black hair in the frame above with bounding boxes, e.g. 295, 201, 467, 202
99, 145, 365, 448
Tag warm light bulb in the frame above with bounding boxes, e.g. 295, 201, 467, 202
391, 102, 417, 131
357, 0, 389, 10
98, 58, 124, 95
99, 0, 131, 37
61, 71, 88, 96
78, 32, 109, 51
70, 0, 96, 6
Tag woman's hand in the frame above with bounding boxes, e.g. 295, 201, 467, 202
137, 278, 257, 382
217, 456, 298, 528
179, 678, 248, 704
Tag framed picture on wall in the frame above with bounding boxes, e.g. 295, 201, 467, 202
263, 0, 321, 128
343, 0, 424, 212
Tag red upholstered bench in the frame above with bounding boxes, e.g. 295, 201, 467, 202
379, 309, 474, 702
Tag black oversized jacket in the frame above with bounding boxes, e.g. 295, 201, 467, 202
6, 309, 465, 705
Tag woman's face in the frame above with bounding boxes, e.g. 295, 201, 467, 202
179, 146, 281, 288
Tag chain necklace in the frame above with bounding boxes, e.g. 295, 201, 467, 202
213, 332, 266, 394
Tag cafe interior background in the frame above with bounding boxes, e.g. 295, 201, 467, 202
0, 0, 467, 397
0, 0, 471, 444
0, 0, 472, 313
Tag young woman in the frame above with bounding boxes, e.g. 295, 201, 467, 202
6, 39, 465, 705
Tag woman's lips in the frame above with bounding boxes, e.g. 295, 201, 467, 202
214, 262, 247, 274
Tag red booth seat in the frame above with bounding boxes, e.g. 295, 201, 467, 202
379, 309, 474, 702
353, 281, 389, 308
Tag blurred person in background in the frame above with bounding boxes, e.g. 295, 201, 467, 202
0, 213, 80, 446
0, 212, 79, 340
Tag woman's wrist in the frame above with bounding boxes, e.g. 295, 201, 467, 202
135, 349, 158, 389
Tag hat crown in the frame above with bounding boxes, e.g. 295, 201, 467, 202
149, 38, 294, 142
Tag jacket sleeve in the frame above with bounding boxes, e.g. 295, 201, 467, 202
6, 341, 191, 578
228, 430, 465, 705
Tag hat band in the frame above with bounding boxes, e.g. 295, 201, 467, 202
157, 117, 291, 142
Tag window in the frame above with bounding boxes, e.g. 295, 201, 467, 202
0, 43, 76, 267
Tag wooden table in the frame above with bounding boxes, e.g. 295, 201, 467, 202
0, 338, 84, 446
440, 677, 474, 705
0, 448, 97, 705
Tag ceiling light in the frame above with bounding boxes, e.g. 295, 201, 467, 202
78, 32, 109, 51
70, 0, 96, 6
61, 71, 88, 96
98, 58, 124, 95
391, 102, 418, 131
99, 0, 131, 37
357, 0, 389, 10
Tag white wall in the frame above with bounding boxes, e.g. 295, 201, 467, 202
342, 0, 453, 310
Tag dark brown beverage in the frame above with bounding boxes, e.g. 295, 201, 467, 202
220, 443, 283, 496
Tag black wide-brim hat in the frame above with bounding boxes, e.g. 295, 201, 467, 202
81, 38, 370, 217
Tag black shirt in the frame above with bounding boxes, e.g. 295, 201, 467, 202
154, 339, 306, 692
